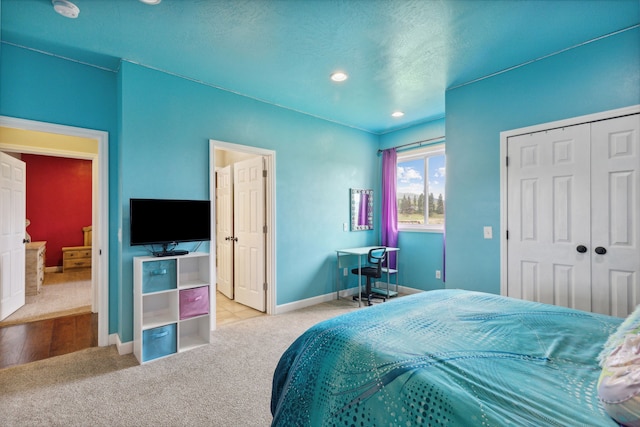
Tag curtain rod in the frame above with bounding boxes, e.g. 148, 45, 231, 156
377, 135, 445, 154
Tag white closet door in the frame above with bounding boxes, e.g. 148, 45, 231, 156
590, 114, 640, 316
0, 152, 26, 321
233, 156, 266, 312
216, 165, 233, 299
507, 125, 592, 311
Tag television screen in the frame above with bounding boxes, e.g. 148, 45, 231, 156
130, 199, 211, 249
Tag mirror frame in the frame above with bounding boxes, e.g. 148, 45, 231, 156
350, 188, 373, 231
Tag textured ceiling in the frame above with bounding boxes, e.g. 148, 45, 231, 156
2, 0, 639, 134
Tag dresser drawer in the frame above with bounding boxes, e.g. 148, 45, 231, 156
62, 245, 92, 271
65, 249, 91, 259
63, 258, 92, 270
25, 241, 46, 296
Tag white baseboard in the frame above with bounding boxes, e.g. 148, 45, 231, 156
274, 284, 422, 314
274, 292, 337, 314
111, 333, 133, 355
397, 285, 423, 295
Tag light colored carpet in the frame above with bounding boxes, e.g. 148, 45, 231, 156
0, 298, 361, 427
0, 270, 92, 327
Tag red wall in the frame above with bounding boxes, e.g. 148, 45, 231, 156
23, 154, 92, 268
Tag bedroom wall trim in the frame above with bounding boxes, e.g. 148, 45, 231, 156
499, 104, 640, 297
276, 292, 339, 315
112, 333, 133, 355
276, 286, 424, 314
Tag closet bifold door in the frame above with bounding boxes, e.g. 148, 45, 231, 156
506, 124, 592, 311
507, 113, 639, 317
590, 114, 640, 317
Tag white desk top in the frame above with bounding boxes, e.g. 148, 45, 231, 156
336, 246, 399, 255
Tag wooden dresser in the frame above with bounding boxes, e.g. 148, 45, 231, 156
25, 241, 46, 296
62, 246, 92, 271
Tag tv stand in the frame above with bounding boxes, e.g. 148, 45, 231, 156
153, 243, 189, 257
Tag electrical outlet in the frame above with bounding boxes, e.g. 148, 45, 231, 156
343, 267, 348, 276
343, 223, 348, 232
483, 226, 493, 239
435, 270, 441, 279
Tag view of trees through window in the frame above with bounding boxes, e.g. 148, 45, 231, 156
397, 151, 445, 226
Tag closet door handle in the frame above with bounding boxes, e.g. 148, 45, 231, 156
576, 245, 587, 253
595, 246, 607, 255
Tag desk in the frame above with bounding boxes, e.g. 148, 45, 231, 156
336, 246, 399, 307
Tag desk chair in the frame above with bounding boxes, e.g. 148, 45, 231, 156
352, 247, 387, 306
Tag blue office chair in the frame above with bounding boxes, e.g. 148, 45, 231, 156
352, 247, 387, 306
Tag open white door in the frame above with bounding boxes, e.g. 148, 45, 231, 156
233, 156, 266, 312
216, 165, 234, 299
0, 152, 27, 321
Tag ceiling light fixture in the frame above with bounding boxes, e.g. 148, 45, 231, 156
330, 72, 348, 82
139, 0, 162, 4
391, 111, 405, 118
52, 0, 80, 19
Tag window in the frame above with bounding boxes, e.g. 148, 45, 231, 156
396, 144, 445, 231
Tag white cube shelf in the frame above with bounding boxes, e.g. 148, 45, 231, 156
134, 252, 212, 364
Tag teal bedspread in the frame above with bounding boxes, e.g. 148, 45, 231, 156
271, 289, 622, 426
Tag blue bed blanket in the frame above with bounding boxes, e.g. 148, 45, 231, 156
271, 289, 622, 426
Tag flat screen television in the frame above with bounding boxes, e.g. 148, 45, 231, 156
130, 198, 211, 257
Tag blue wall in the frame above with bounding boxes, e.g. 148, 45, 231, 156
0, 44, 121, 334
118, 61, 379, 341
444, 27, 640, 294
2, 25, 638, 343
378, 118, 447, 291
1, 46, 380, 343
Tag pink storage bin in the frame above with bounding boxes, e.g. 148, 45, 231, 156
179, 286, 209, 320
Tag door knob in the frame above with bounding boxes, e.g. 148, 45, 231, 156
233, 237, 238, 242
595, 246, 607, 255
576, 245, 587, 253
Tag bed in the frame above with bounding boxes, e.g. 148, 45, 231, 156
271, 289, 627, 426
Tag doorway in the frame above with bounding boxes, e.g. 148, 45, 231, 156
209, 140, 276, 320
1, 153, 93, 325
0, 116, 109, 347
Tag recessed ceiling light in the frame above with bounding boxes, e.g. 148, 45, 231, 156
139, 0, 162, 4
330, 72, 348, 82
52, 0, 79, 19
391, 111, 405, 118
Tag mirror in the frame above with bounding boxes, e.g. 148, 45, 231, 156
350, 189, 373, 231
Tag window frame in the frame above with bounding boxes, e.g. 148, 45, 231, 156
396, 143, 445, 233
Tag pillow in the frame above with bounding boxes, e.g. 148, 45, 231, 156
598, 305, 640, 426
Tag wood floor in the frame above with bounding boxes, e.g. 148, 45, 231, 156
0, 312, 98, 369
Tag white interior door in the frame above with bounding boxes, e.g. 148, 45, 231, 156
233, 156, 265, 312
507, 125, 592, 311
216, 165, 234, 299
0, 152, 26, 321
507, 113, 639, 317
590, 114, 640, 316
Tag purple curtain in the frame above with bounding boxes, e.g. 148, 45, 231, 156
381, 148, 398, 269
